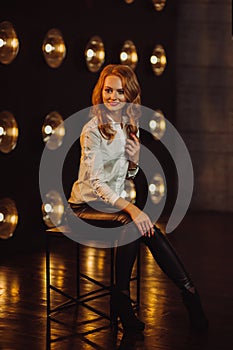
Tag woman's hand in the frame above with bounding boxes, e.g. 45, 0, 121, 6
125, 133, 140, 165
114, 197, 154, 237
129, 206, 154, 237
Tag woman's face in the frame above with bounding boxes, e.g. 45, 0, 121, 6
102, 75, 127, 114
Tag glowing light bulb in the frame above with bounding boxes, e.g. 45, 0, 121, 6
87, 48, 94, 58
0, 212, 4, 222
149, 110, 166, 140
150, 55, 158, 64
149, 183, 156, 193
131, 52, 138, 62
10, 214, 18, 224
44, 125, 53, 135
149, 120, 157, 130
0, 126, 5, 136
44, 203, 52, 213
120, 52, 128, 61
0, 38, 6, 48
11, 38, 18, 49
45, 43, 54, 53
149, 174, 165, 204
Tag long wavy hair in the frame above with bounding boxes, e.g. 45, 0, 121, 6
91, 64, 141, 141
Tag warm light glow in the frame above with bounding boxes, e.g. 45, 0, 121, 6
42, 190, 64, 227
150, 55, 158, 64
0, 271, 20, 315
86, 48, 94, 58
149, 120, 157, 129
46, 255, 67, 289
120, 40, 138, 70
0, 212, 4, 222
98, 51, 105, 60
151, 44, 167, 76
160, 55, 167, 65
0, 21, 19, 64
84, 247, 106, 273
10, 214, 18, 225
44, 203, 52, 213
142, 249, 166, 323
11, 38, 19, 49
130, 189, 136, 199
85, 36, 105, 73
44, 124, 53, 135
121, 179, 136, 203
149, 183, 156, 192
42, 111, 65, 150
149, 109, 166, 140
149, 173, 165, 204
0, 126, 5, 136
131, 52, 138, 62
10, 126, 18, 137
0, 198, 18, 239
42, 28, 66, 68
44, 43, 54, 53
0, 111, 19, 153
58, 43, 65, 53
152, 0, 166, 11
120, 51, 127, 61
0, 38, 6, 47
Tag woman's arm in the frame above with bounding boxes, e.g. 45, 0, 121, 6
122, 133, 154, 236
126, 133, 140, 167
113, 196, 154, 237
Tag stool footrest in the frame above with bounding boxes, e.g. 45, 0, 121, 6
50, 300, 77, 314
50, 285, 77, 302
80, 272, 111, 291
79, 301, 111, 321
48, 283, 112, 318
46, 228, 141, 328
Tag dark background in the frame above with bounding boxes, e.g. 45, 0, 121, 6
1, 0, 178, 253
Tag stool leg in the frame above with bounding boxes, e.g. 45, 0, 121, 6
136, 245, 141, 309
110, 247, 115, 286
45, 233, 51, 317
76, 243, 80, 299
110, 247, 117, 325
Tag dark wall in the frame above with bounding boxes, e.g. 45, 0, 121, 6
175, 0, 233, 212
0, 0, 177, 253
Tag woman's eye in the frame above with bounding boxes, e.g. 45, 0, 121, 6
118, 90, 124, 95
105, 88, 112, 93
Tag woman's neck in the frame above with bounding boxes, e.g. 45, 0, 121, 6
108, 111, 122, 123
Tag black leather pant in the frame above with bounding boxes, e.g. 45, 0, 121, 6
69, 202, 194, 292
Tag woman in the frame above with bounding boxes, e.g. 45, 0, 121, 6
68, 64, 208, 333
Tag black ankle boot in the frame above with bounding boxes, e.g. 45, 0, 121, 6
111, 288, 145, 333
182, 289, 209, 331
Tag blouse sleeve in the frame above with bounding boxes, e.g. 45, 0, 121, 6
126, 127, 140, 179
126, 166, 139, 179
80, 128, 120, 205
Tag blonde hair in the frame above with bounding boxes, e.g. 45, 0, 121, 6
91, 64, 141, 141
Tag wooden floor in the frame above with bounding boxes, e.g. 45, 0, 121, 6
0, 211, 232, 350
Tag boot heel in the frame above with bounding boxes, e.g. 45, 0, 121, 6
182, 289, 209, 331
110, 294, 119, 328
111, 288, 145, 333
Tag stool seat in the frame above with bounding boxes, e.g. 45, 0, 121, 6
47, 225, 71, 233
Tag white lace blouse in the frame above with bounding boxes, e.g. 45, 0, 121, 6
68, 115, 139, 206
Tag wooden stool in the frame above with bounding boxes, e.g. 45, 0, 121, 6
45, 225, 141, 325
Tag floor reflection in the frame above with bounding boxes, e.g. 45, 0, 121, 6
0, 211, 233, 349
